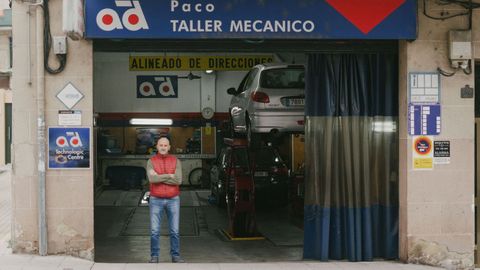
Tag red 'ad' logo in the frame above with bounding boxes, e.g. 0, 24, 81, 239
56, 132, 83, 148
96, 0, 149, 31
325, 0, 405, 34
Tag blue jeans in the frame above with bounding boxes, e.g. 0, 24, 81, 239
149, 195, 180, 258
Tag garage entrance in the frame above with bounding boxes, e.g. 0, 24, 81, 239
92, 40, 399, 263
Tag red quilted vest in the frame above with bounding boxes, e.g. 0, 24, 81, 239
149, 154, 180, 198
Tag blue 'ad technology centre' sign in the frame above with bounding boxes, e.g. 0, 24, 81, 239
85, 0, 417, 39
48, 127, 90, 169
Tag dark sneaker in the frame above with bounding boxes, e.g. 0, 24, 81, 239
172, 256, 185, 263
148, 256, 159, 263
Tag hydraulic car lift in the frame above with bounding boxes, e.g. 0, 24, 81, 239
222, 138, 262, 239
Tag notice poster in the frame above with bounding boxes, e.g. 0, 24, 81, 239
407, 104, 441, 136
48, 127, 90, 169
434, 140, 450, 165
58, 110, 82, 126
412, 136, 434, 170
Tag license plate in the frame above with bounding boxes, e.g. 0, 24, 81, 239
288, 98, 304, 106
254, 171, 268, 177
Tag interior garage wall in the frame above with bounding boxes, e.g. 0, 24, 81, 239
215, 70, 249, 112
398, 1, 477, 268
11, 3, 94, 258
94, 52, 288, 113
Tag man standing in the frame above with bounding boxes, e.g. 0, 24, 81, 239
147, 136, 185, 263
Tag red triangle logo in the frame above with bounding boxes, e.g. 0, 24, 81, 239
325, 0, 406, 34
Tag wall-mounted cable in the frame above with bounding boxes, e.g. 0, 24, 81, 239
42, 0, 66, 74
461, 59, 472, 74
423, 0, 470, 20
423, 0, 479, 30
438, 59, 472, 76
424, 0, 476, 76
437, 67, 457, 77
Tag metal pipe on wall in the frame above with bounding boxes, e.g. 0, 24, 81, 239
35, 2, 47, 256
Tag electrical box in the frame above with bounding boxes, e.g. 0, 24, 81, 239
53, 36, 67, 54
448, 30, 471, 69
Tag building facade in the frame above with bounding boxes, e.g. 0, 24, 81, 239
10, 0, 479, 269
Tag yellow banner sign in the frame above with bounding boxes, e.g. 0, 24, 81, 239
129, 55, 274, 71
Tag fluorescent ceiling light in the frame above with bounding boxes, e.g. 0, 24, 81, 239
372, 121, 397, 133
129, 118, 173, 125
205, 69, 214, 74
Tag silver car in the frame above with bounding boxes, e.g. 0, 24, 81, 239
227, 63, 305, 146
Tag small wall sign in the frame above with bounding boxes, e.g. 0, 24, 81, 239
412, 136, 433, 170
434, 140, 450, 164
408, 104, 441, 136
56, 83, 84, 109
58, 110, 82, 126
409, 72, 440, 104
48, 127, 90, 169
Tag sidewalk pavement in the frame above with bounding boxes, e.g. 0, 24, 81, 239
0, 165, 445, 270
0, 164, 11, 256
0, 254, 444, 270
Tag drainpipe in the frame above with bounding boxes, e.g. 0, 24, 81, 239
35, 3, 47, 256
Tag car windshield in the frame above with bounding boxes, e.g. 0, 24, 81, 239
260, 68, 305, 89
254, 148, 284, 167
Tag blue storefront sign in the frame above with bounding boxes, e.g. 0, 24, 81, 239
48, 127, 90, 169
85, 0, 417, 39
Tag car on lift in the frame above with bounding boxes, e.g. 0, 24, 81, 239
210, 144, 290, 207
227, 63, 305, 147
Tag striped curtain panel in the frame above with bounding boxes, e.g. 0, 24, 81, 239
303, 53, 399, 261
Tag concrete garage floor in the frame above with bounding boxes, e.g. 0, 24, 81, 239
94, 189, 304, 263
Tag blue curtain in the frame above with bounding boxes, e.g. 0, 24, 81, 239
303, 53, 399, 261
